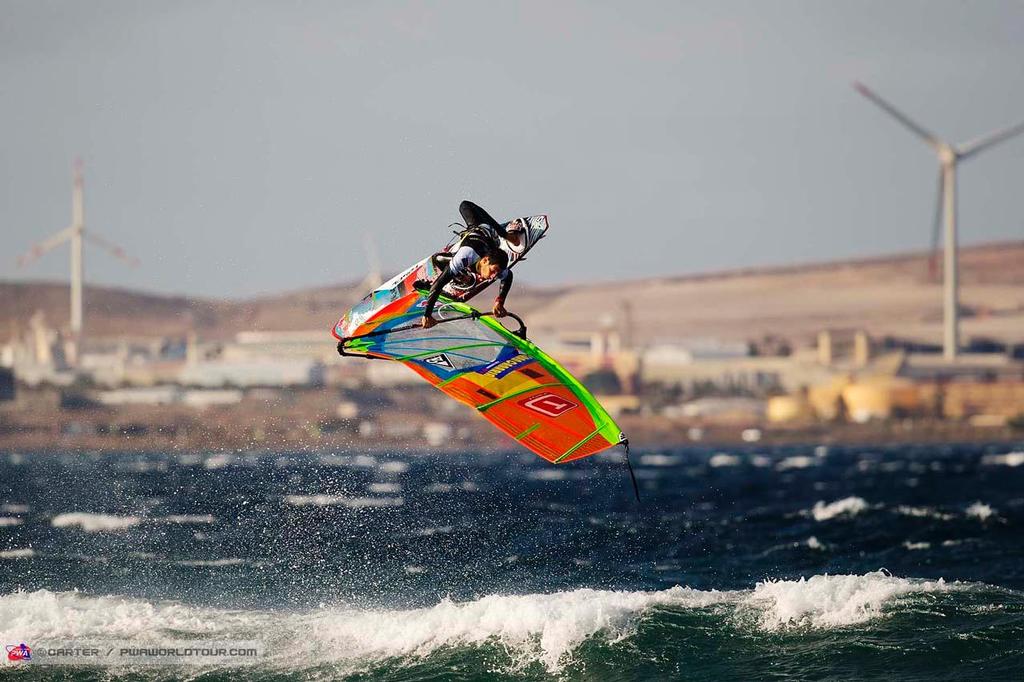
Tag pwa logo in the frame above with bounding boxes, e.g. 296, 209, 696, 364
6, 643, 31, 662
520, 393, 577, 418
422, 353, 454, 369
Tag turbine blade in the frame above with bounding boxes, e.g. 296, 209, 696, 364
15, 226, 75, 268
852, 81, 941, 150
958, 119, 1024, 159
83, 230, 140, 267
929, 168, 943, 281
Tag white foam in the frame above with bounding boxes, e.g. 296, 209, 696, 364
341, 497, 404, 509
284, 494, 347, 507
127, 552, 158, 560
0, 548, 34, 559
0, 517, 24, 527
965, 502, 996, 521
805, 536, 825, 550
981, 451, 1024, 467
305, 586, 727, 672
0, 573, 955, 674
903, 541, 931, 551
379, 461, 409, 474
367, 483, 402, 494
777, 456, 818, 471
118, 460, 168, 473
284, 494, 404, 509
51, 513, 142, 532
763, 536, 827, 555
410, 526, 454, 537
639, 454, 680, 467
175, 558, 246, 567
745, 571, 947, 629
1, 504, 29, 514
203, 454, 235, 470
18, 588, 721, 668
45, 513, 214, 531
423, 481, 479, 493
159, 514, 217, 525
709, 453, 741, 467
0, 587, 720, 674
0, 590, 234, 644
895, 506, 955, 521
811, 497, 869, 521
529, 469, 567, 481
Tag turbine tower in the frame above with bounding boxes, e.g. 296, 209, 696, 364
16, 160, 138, 350
853, 82, 1024, 361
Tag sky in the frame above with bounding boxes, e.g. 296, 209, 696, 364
1, 0, 1023, 299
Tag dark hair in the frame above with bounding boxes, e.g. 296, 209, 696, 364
482, 249, 509, 270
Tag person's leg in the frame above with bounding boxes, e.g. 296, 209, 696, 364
431, 252, 452, 271
459, 200, 501, 229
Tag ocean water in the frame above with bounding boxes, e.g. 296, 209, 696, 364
1, 442, 1023, 680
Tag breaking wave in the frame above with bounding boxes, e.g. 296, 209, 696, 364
0, 571, 963, 674
981, 452, 1024, 467
810, 496, 870, 521
51, 513, 142, 532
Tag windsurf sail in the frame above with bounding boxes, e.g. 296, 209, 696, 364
335, 290, 627, 465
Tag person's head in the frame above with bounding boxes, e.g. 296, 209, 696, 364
476, 249, 508, 279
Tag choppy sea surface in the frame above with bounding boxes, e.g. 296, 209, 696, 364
1, 442, 1023, 680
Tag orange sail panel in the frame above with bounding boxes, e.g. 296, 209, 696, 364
337, 294, 624, 463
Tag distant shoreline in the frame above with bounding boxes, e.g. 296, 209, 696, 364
2, 416, 1020, 456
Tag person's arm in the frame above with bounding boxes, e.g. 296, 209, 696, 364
424, 246, 475, 323
422, 267, 454, 325
492, 270, 513, 317
496, 269, 513, 302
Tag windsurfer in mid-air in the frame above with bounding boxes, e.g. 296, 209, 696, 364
421, 200, 524, 329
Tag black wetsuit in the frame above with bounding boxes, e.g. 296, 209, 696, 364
423, 201, 516, 318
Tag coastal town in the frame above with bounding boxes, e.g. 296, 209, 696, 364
3, 239, 1022, 453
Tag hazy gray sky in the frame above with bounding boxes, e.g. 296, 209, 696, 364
2, 0, 1023, 299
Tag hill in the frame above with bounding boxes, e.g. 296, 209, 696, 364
2, 241, 1022, 347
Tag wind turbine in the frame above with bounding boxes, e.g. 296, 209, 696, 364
16, 160, 138, 348
853, 82, 1024, 361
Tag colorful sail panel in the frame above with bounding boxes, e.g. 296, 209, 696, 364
337, 293, 625, 463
